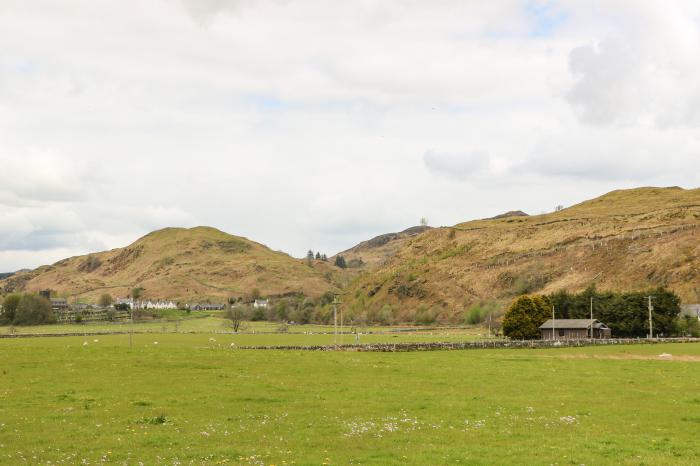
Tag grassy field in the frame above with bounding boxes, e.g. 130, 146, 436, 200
1, 317, 491, 342
1, 335, 699, 465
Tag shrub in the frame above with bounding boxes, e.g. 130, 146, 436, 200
277, 323, 289, 333
13, 294, 54, 326
414, 304, 437, 325
78, 255, 102, 273
464, 301, 499, 325
250, 307, 265, 321
376, 305, 394, 325
98, 293, 113, 308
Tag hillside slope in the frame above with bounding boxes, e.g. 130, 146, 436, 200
343, 187, 700, 320
0, 227, 337, 302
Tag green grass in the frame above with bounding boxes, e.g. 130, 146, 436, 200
1, 336, 699, 464
2, 318, 490, 341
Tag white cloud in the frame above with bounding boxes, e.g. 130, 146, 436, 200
423, 151, 490, 180
566, 1, 700, 127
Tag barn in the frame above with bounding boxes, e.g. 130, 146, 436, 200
540, 319, 611, 340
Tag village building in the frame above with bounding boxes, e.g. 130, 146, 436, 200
143, 300, 178, 310
540, 319, 611, 340
253, 299, 269, 309
187, 303, 225, 311
49, 298, 69, 311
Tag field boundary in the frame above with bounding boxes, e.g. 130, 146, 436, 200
235, 338, 700, 352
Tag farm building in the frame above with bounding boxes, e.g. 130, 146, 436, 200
540, 319, 611, 340
187, 303, 225, 311
49, 298, 69, 311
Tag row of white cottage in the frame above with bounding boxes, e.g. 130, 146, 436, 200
114, 298, 269, 310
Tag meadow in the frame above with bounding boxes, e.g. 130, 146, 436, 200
0, 314, 491, 346
1, 332, 699, 465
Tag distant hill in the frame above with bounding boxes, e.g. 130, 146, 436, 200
342, 187, 700, 321
335, 225, 433, 269
0, 272, 14, 280
0, 227, 338, 303
490, 210, 529, 220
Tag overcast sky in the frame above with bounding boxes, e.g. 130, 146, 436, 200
2, 0, 700, 271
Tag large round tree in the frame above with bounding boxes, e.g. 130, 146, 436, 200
502, 295, 551, 340
1, 293, 22, 324
13, 294, 54, 326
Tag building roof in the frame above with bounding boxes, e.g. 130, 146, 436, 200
539, 319, 608, 329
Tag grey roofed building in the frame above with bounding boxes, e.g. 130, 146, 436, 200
539, 319, 611, 340
49, 298, 69, 311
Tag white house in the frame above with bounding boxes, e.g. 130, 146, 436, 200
253, 299, 269, 309
143, 300, 177, 310
116, 298, 178, 310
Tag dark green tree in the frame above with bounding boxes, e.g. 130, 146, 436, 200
502, 295, 551, 340
334, 255, 347, 269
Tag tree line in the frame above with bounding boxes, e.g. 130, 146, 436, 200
503, 287, 683, 339
0, 293, 55, 326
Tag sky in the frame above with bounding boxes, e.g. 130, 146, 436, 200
1, 0, 700, 271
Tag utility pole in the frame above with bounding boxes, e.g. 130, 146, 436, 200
552, 305, 556, 341
590, 296, 594, 339
646, 296, 654, 339
332, 296, 342, 346
129, 302, 133, 349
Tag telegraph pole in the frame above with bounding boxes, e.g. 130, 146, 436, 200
646, 296, 654, 339
332, 296, 342, 346
552, 305, 556, 340
590, 297, 594, 339
129, 302, 133, 349
333, 301, 337, 345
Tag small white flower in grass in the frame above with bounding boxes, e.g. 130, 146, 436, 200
230, 342, 236, 347
153, 341, 159, 345
209, 338, 216, 342
83, 341, 88, 346
93, 339, 99, 343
